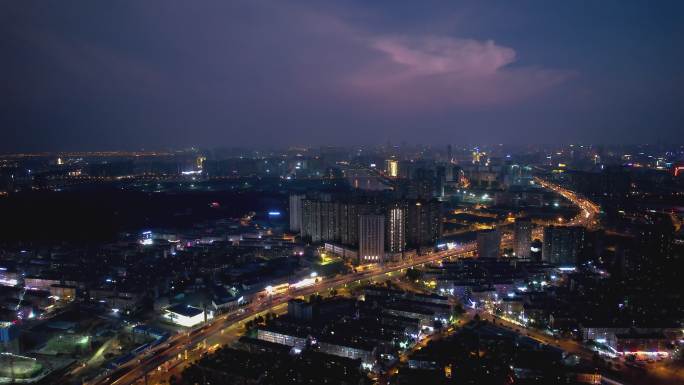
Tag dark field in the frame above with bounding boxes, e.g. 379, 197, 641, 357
0, 187, 286, 243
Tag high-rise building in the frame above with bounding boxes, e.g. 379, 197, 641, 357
386, 204, 406, 253
407, 168, 438, 199
319, 200, 339, 242
301, 196, 374, 246
622, 222, 675, 280
477, 229, 501, 259
359, 214, 385, 263
513, 219, 533, 259
530, 239, 543, 261
289, 194, 305, 232
406, 199, 442, 250
542, 226, 585, 266
339, 201, 363, 246
288, 299, 314, 321
385, 159, 399, 178
435, 166, 446, 197
300, 194, 441, 256
301, 199, 323, 242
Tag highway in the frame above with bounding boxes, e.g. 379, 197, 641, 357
534, 177, 601, 229
86, 243, 478, 385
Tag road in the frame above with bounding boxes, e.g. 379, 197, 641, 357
86, 243, 478, 385
480, 311, 684, 385
533, 177, 601, 229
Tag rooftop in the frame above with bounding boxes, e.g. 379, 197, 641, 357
166, 304, 204, 318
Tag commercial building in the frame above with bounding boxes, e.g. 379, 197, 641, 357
385, 159, 399, 178
582, 326, 679, 354
542, 226, 585, 266
615, 332, 668, 358
323, 243, 358, 260
477, 229, 501, 259
163, 304, 214, 327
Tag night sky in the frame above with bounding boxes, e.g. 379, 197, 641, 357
1, 1, 683, 152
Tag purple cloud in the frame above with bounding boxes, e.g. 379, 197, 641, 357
346, 35, 572, 108
1, 0, 590, 150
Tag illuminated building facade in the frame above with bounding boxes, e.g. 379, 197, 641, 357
385, 159, 399, 178
359, 214, 385, 263
163, 304, 213, 327
256, 327, 307, 348
386, 205, 406, 253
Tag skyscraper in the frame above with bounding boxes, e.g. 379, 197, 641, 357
542, 226, 585, 266
513, 219, 533, 259
359, 214, 385, 263
477, 229, 501, 259
385, 159, 399, 178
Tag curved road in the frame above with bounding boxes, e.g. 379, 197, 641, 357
534, 177, 601, 229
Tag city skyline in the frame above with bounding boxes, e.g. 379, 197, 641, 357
1, 3, 683, 385
0, 137, 682, 385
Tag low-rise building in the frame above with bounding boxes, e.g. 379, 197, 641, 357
163, 304, 213, 327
